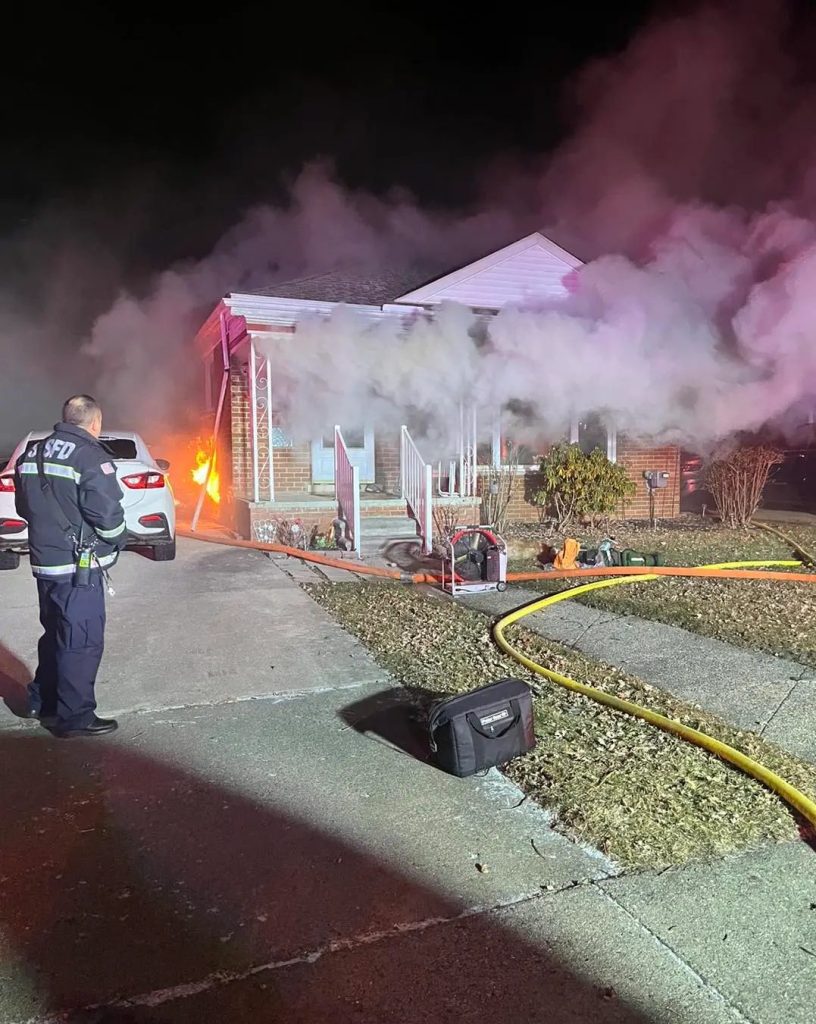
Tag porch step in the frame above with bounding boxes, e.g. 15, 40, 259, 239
359, 515, 420, 539
358, 515, 422, 556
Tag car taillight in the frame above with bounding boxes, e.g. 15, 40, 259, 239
138, 514, 164, 525
121, 472, 165, 490
0, 475, 15, 493
1, 518, 25, 530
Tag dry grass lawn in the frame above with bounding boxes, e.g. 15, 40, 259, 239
309, 580, 816, 870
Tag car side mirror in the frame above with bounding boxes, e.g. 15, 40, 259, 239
156, 458, 170, 471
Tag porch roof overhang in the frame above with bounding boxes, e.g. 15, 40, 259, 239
194, 293, 427, 359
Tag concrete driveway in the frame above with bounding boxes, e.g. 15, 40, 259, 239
0, 539, 384, 722
0, 540, 814, 1023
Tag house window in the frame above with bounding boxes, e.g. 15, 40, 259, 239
498, 437, 553, 468
271, 427, 293, 449
493, 401, 564, 469
572, 413, 617, 462
492, 412, 617, 468
322, 427, 365, 449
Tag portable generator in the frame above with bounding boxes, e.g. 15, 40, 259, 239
442, 526, 508, 595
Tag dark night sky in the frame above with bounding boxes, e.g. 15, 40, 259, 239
4, 0, 816, 338
1, 2, 661, 282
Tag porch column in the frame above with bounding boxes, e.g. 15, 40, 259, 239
249, 341, 260, 503
491, 411, 501, 469
266, 356, 275, 501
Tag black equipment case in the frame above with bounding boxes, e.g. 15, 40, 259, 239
428, 678, 536, 777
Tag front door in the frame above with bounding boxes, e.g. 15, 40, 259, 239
310, 426, 375, 483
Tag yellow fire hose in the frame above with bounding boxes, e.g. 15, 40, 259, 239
493, 560, 816, 830
182, 526, 816, 830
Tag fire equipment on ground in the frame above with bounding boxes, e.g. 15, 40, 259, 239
441, 525, 508, 595
428, 678, 535, 777
179, 526, 816, 831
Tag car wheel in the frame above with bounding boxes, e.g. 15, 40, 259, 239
151, 539, 176, 562
0, 550, 21, 570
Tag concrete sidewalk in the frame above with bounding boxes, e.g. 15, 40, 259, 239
464, 586, 816, 763
754, 508, 816, 525
0, 541, 383, 723
1, 541, 814, 1022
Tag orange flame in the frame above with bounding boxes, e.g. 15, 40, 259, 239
192, 448, 220, 504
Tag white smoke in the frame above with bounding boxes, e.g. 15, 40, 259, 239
81, 164, 528, 437
256, 302, 484, 459
259, 203, 816, 455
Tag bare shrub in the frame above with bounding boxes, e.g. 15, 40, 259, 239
481, 448, 520, 535
705, 446, 783, 528
433, 503, 462, 546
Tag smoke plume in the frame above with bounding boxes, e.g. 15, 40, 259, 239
80, 164, 529, 446
261, 203, 816, 455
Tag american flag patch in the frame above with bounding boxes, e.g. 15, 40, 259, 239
101, 462, 115, 475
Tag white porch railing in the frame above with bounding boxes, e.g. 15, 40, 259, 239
435, 403, 478, 498
436, 458, 460, 497
400, 425, 433, 555
334, 426, 361, 557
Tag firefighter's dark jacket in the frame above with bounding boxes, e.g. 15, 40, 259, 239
14, 422, 126, 579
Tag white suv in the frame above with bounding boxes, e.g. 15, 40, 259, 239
0, 431, 176, 570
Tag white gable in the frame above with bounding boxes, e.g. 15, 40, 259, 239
395, 232, 582, 309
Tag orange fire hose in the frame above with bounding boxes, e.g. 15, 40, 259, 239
177, 527, 436, 581
178, 527, 816, 585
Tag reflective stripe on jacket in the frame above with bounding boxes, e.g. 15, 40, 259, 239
14, 422, 126, 579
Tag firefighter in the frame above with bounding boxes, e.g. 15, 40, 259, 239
14, 395, 126, 737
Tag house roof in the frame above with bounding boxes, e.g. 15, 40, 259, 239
244, 231, 582, 311
395, 231, 582, 309
195, 230, 584, 356
247, 266, 441, 307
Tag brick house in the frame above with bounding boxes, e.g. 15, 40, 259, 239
193, 233, 680, 543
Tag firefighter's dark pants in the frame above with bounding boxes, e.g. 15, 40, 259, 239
28, 574, 106, 729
